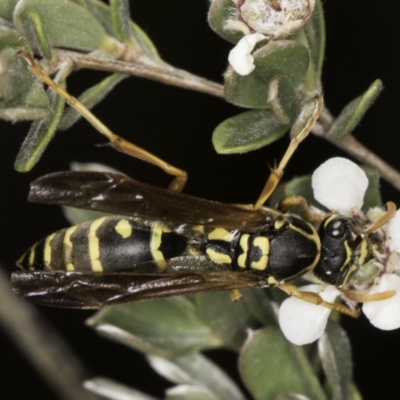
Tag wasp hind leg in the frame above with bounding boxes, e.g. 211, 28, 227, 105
18, 51, 187, 192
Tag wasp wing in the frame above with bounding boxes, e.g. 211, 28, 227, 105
29, 171, 272, 230
11, 270, 267, 309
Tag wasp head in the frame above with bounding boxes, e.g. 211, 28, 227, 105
313, 215, 380, 288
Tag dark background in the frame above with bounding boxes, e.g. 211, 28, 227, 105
1, 1, 399, 399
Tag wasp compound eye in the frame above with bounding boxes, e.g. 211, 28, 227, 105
313, 216, 355, 285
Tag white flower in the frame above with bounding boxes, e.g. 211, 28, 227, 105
226, 0, 315, 75
228, 33, 265, 76
279, 157, 400, 345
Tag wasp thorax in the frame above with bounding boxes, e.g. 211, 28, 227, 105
226, 0, 315, 39
314, 215, 374, 287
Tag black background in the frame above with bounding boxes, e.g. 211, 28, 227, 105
1, 1, 400, 399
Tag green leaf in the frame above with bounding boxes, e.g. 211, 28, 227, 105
83, 0, 160, 59
239, 327, 327, 400
86, 298, 223, 357
362, 167, 382, 209
241, 288, 277, 327
148, 353, 245, 400
14, 0, 114, 52
207, 0, 244, 44
0, 0, 18, 20
194, 291, 259, 351
58, 73, 127, 131
84, 377, 159, 400
327, 80, 383, 140
318, 321, 352, 400
19, 10, 52, 59
109, 0, 132, 44
166, 386, 218, 400
291, 0, 325, 90
212, 108, 290, 154
224, 40, 310, 110
14, 62, 72, 172
0, 43, 48, 121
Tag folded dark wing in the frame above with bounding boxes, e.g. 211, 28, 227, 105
28, 171, 272, 230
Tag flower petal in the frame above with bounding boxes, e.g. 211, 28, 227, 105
312, 157, 368, 214
363, 274, 400, 330
279, 285, 340, 345
228, 33, 265, 76
387, 210, 400, 253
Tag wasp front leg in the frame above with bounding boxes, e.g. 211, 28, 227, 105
278, 281, 361, 318
19, 51, 187, 192
277, 196, 327, 223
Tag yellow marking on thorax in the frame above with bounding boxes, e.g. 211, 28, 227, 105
250, 236, 269, 271
237, 234, 250, 268
43, 233, 56, 270
63, 225, 78, 270
150, 223, 171, 271
206, 248, 232, 264
207, 228, 235, 242
274, 216, 287, 230
289, 221, 321, 271
28, 244, 36, 269
88, 217, 108, 272
115, 219, 132, 238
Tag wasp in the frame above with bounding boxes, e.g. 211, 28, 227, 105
11, 52, 395, 315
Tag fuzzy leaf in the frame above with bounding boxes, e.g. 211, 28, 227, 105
14, 63, 72, 172
19, 10, 52, 59
213, 108, 290, 154
84, 377, 159, 400
83, 0, 159, 59
86, 298, 223, 357
0, 0, 18, 20
318, 321, 352, 400
166, 385, 218, 400
224, 40, 309, 110
14, 0, 112, 52
0, 43, 48, 121
194, 291, 259, 350
208, 0, 244, 44
109, 0, 132, 44
362, 167, 382, 209
240, 288, 277, 326
148, 353, 245, 400
327, 80, 383, 140
239, 327, 326, 400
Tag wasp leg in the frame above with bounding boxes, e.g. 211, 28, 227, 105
277, 195, 327, 223
18, 51, 187, 192
253, 95, 324, 210
278, 282, 361, 318
343, 289, 396, 303
228, 288, 242, 301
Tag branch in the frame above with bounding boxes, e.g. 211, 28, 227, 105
0, 265, 101, 400
313, 106, 400, 192
53, 49, 224, 99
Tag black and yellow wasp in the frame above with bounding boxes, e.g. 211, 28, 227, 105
11, 52, 394, 315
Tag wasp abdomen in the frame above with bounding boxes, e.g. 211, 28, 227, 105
17, 217, 188, 272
